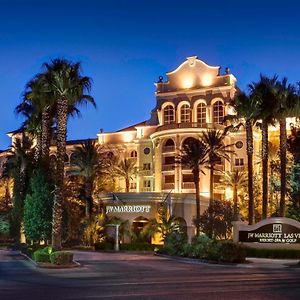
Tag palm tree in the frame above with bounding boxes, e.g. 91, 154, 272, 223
16, 76, 54, 162
201, 129, 234, 207
274, 78, 299, 217
110, 157, 137, 192
226, 91, 260, 224
4, 135, 33, 244
42, 59, 95, 249
218, 170, 248, 220
249, 75, 277, 219
176, 138, 209, 236
69, 139, 103, 219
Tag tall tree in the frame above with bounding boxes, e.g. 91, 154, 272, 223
176, 138, 209, 236
42, 59, 95, 249
274, 78, 299, 217
249, 75, 277, 219
218, 170, 248, 220
110, 156, 137, 192
226, 91, 260, 224
70, 139, 103, 219
4, 135, 33, 244
201, 129, 234, 206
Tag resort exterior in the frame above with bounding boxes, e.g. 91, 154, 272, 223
0, 56, 295, 240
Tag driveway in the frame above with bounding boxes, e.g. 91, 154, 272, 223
0, 249, 300, 299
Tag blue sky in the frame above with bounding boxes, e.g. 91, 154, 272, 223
1, 0, 300, 149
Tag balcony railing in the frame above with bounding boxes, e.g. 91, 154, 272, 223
139, 170, 153, 176
140, 187, 152, 192
157, 122, 224, 132
162, 164, 175, 171
163, 183, 175, 190
162, 145, 175, 153
182, 182, 195, 189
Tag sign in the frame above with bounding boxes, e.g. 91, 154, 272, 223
234, 218, 300, 246
106, 205, 151, 214
239, 223, 300, 244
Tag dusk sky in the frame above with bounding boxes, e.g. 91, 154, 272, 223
1, 0, 300, 149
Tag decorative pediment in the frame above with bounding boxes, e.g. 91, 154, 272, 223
156, 56, 234, 93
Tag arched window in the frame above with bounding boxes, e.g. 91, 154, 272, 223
163, 139, 175, 153
213, 101, 224, 124
180, 104, 190, 123
130, 150, 137, 158
163, 105, 175, 124
197, 103, 206, 125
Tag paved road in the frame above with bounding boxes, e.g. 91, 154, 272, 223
0, 249, 300, 300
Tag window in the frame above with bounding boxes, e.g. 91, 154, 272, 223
164, 156, 175, 165
144, 147, 150, 155
235, 158, 244, 166
213, 100, 224, 124
180, 104, 190, 123
197, 103, 206, 125
143, 180, 151, 188
235, 141, 243, 149
182, 174, 194, 182
163, 105, 175, 124
130, 182, 137, 189
143, 163, 151, 170
164, 175, 175, 183
130, 150, 137, 158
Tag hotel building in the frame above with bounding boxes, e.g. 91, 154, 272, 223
1, 56, 286, 239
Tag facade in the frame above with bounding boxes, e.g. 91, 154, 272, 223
1, 56, 292, 240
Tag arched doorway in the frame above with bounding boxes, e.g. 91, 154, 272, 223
132, 216, 149, 242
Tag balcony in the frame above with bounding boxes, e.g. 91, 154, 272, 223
157, 122, 224, 132
182, 182, 195, 189
139, 170, 153, 176
162, 164, 175, 171
162, 145, 175, 153
163, 183, 175, 190
140, 187, 152, 192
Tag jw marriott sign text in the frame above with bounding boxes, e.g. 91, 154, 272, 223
106, 205, 151, 214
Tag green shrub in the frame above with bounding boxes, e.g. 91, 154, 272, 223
50, 251, 73, 265
163, 232, 188, 256
182, 243, 193, 257
245, 247, 300, 259
33, 249, 50, 263
119, 242, 155, 251
191, 234, 221, 260
94, 241, 114, 251
220, 241, 246, 263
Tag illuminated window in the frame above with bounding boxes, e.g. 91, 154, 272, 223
163, 105, 175, 124
197, 103, 206, 125
235, 158, 244, 166
130, 182, 136, 189
143, 180, 151, 188
180, 104, 190, 123
143, 163, 151, 170
213, 101, 224, 124
130, 150, 137, 158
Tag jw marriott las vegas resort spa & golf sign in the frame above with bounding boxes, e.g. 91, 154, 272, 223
233, 217, 300, 249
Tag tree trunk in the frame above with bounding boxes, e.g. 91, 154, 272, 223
233, 185, 238, 220
193, 169, 201, 236
261, 120, 269, 219
41, 106, 51, 161
85, 177, 93, 219
52, 98, 68, 250
209, 166, 214, 206
34, 132, 42, 162
279, 118, 287, 217
246, 120, 254, 224
125, 177, 130, 193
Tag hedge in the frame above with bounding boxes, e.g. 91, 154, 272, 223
50, 251, 73, 265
